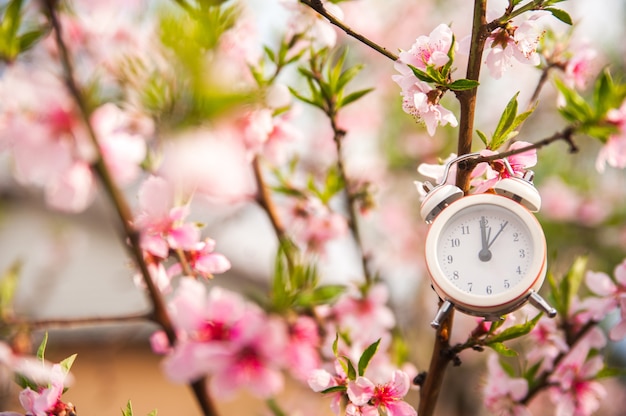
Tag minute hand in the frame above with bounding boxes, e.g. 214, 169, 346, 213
487, 221, 509, 248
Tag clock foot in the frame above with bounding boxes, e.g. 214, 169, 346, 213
431, 300, 454, 329
529, 291, 557, 318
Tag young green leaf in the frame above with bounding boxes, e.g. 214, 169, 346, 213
0, 260, 20, 320
559, 256, 588, 317
59, 353, 77, 375
36, 332, 48, 362
321, 385, 347, 394
122, 400, 133, 416
487, 341, 518, 357
476, 129, 489, 146
545, 8, 572, 25
357, 338, 381, 376
485, 313, 541, 344
448, 79, 480, 91
408, 64, 439, 84
338, 87, 374, 109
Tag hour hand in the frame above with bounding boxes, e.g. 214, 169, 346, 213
478, 216, 492, 262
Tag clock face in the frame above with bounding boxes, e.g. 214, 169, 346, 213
425, 194, 547, 313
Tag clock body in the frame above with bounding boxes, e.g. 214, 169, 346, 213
424, 193, 547, 317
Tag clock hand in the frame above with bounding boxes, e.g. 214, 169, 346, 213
478, 216, 492, 262
487, 221, 509, 248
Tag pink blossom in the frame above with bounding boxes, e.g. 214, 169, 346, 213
134, 175, 200, 258
548, 328, 607, 416
483, 12, 547, 79
396, 24, 454, 72
346, 370, 416, 416
281, 0, 343, 49
563, 43, 598, 91
159, 279, 287, 398
91, 103, 149, 186
288, 198, 349, 253
391, 75, 458, 137
527, 316, 569, 374
18, 364, 69, 416
308, 361, 346, 415
285, 316, 321, 381
471, 141, 536, 193
596, 100, 626, 172
44, 161, 97, 212
581, 259, 626, 340
167, 238, 232, 280
483, 354, 530, 416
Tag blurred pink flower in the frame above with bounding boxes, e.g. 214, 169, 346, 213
91, 103, 149, 186
281, 0, 343, 49
167, 238, 231, 280
548, 328, 607, 416
285, 316, 322, 381
308, 361, 346, 415
159, 279, 287, 398
288, 198, 349, 254
135, 175, 200, 258
596, 100, 626, 172
527, 316, 569, 374
483, 11, 547, 79
346, 370, 416, 416
18, 364, 68, 416
563, 43, 598, 91
483, 354, 530, 416
471, 141, 536, 193
581, 259, 626, 340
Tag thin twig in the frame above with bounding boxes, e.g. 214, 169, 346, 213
2, 313, 152, 331
42, 2, 218, 415
329, 117, 372, 283
298, 0, 398, 61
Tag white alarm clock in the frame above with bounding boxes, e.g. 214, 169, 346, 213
419, 154, 556, 328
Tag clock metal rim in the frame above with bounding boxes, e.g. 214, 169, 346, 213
424, 193, 547, 312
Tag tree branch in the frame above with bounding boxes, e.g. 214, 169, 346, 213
42, 2, 218, 415
298, 0, 398, 61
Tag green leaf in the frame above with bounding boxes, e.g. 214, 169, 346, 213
122, 401, 133, 416
487, 341, 518, 357
408, 64, 438, 84
264, 45, 276, 63
554, 78, 593, 123
59, 353, 77, 374
338, 88, 374, 109
37, 332, 48, 362
596, 366, 626, 379
491, 92, 520, 148
476, 129, 489, 146
321, 385, 347, 394
342, 356, 357, 381
332, 333, 339, 357
147, 411, 158, 416
448, 79, 480, 91
0, 260, 20, 320
559, 256, 588, 317
485, 313, 541, 344
336, 64, 364, 94
296, 284, 345, 307
266, 398, 287, 416
545, 8, 572, 25
357, 339, 381, 376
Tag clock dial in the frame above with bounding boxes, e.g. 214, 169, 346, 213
424, 193, 547, 314
436, 204, 533, 297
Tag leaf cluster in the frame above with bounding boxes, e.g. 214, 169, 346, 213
270, 243, 345, 313
122, 400, 157, 416
320, 337, 381, 395
0, 0, 48, 63
555, 69, 626, 142
289, 48, 373, 116
477, 92, 535, 150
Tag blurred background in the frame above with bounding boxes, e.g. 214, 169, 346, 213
0, 0, 625, 414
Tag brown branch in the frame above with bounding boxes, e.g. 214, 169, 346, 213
458, 125, 579, 172
454, 0, 489, 193
42, 2, 218, 415
419, 307, 455, 415
328, 117, 372, 283
2, 313, 152, 331
298, 0, 398, 61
